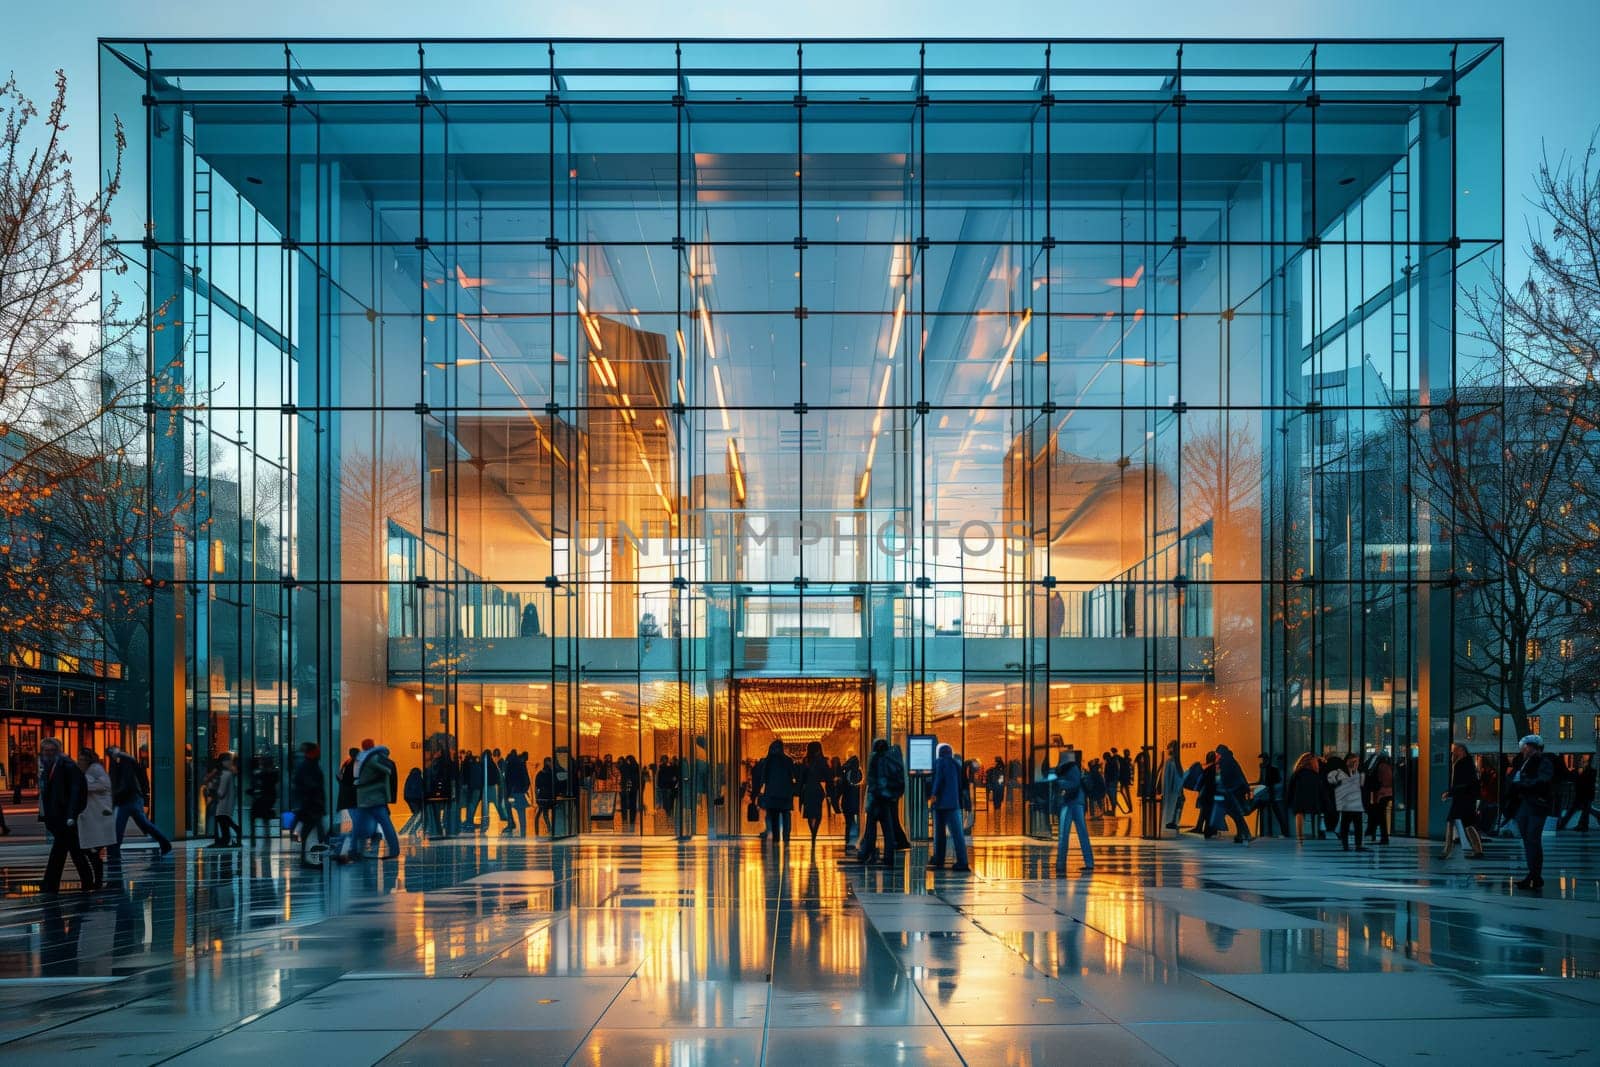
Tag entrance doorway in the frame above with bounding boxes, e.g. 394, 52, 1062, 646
727, 677, 871, 837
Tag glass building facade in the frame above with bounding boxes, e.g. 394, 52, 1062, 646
97, 38, 1503, 839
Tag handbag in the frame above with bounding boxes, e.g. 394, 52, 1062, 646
745, 800, 760, 823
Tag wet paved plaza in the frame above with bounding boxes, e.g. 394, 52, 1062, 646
1, 830, 1597, 1065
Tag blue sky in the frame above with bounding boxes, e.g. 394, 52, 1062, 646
5, 0, 1597, 277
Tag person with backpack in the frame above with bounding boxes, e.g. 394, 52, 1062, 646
339, 739, 399, 862
1507, 734, 1555, 890
928, 743, 971, 872
855, 738, 905, 868
1052, 749, 1093, 875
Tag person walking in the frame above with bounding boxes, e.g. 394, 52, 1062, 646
247, 756, 280, 844
1506, 734, 1555, 890
37, 738, 95, 894
1118, 747, 1135, 813
503, 750, 531, 836
209, 753, 240, 848
1365, 754, 1395, 845
1211, 745, 1254, 844
1440, 742, 1483, 860
1159, 742, 1185, 830
1190, 753, 1218, 834
753, 740, 797, 846
1288, 754, 1324, 841
987, 757, 1006, 815
400, 766, 426, 836
1256, 753, 1289, 837
75, 748, 116, 891
617, 755, 639, 830
106, 745, 173, 860
533, 757, 557, 835
799, 741, 830, 846
927, 743, 970, 872
960, 757, 979, 835
291, 742, 328, 865
336, 747, 360, 842
1052, 750, 1093, 875
887, 743, 912, 853
1328, 754, 1365, 852
1558, 754, 1594, 832
340, 740, 400, 862
839, 754, 863, 852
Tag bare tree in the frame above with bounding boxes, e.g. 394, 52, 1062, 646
0, 72, 180, 678
1401, 134, 1600, 739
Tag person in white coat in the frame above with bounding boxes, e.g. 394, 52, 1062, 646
75, 748, 117, 891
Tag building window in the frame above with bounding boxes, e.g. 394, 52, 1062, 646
1463, 717, 1475, 741
1527, 639, 1542, 663
1558, 715, 1573, 741
1493, 717, 1502, 736
1528, 715, 1541, 735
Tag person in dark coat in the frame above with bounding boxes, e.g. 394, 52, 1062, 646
426, 746, 458, 837
1210, 745, 1253, 843
38, 737, 95, 894
799, 742, 830, 845
928, 743, 971, 872
1440, 742, 1483, 860
336, 747, 359, 829
852, 739, 905, 867
291, 742, 328, 866
1189, 752, 1217, 834
248, 755, 280, 842
753, 740, 797, 845
503, 751, 531, 836
533, 757, 556, 835
1287, 753, 1324, 841
839, 755, 863, 851
1558, 754, 1594, 832
1507, 734, 1555, 889
106, 745, 173, 859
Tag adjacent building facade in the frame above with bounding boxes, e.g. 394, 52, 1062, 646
94, 38, 1505, 837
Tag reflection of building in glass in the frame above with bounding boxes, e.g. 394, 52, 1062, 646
96, 38, 1503, 838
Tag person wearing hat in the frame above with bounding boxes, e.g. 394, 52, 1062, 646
1507, 734, 1555, 889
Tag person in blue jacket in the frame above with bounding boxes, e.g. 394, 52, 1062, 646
928, 743, 971, 872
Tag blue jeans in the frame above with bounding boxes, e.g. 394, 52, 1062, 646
350, 805, 400, 857
507, 794, 527, 835
931, 807, 968, 867
113, 800, 172, 852
1055, 802, 1093, 871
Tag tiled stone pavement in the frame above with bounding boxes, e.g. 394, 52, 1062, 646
0, 828, 1597, 1064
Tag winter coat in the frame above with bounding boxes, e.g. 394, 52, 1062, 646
1288, 767, 1323, 814
38, 756, 87, 834
354, 747, 397, 808
800, 756, 830, 820
336, 759, 357, 810
839, 759, 862, 815
1329, 768, 1364, 813
1160, 756, 1185, 798
1446, 756, 1479, 822
210, 768, 237, 815
78, 762, 118, 850
867, 750, 905, 801
1508, 752, 1556, 817
755, 750, 797, 811
108, 752, 150, 806
293, 756, 326, 817
930, 750, 962, 811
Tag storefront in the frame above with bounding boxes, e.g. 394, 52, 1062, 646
0, 669, 147, 801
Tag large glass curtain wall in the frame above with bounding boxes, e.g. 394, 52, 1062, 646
100, 39, 1501, 839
